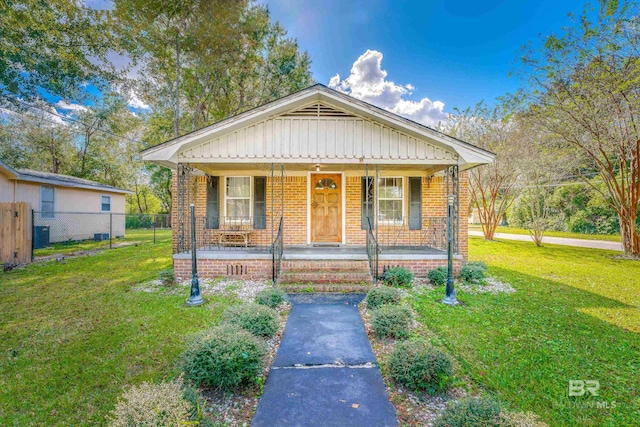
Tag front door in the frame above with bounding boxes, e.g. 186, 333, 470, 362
310, 173, 342, 243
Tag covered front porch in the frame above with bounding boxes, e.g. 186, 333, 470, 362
172, 161, 463, 281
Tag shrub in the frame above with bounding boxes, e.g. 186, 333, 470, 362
108, 377, 193, 427
383, 266, 415, 287
371, 304, 413, 339
255, 288, 286, 308
434, 396, 503, 427
158, 269, 176, 287
223, 303, 279, 337
389, 340, 453, 394
498, 411, 548, 427
459, 261, 487, 283
181, 325, 266, 390
366, 286, 402, 309
427, 267, 448, 286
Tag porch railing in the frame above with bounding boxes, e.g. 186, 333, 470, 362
366, 217, 380, 280
271, 217, 284, 282
377, 217, 449, 253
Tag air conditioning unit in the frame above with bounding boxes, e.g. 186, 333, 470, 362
34, 226, 50, 249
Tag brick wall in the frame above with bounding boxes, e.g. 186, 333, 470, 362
171, 169, 470, 260
174, 258, 272, 280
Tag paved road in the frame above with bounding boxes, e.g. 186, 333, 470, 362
252, 294, 398, 427
468, 230, 623, 251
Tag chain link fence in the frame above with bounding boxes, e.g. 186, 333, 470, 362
32, 212, 171, 260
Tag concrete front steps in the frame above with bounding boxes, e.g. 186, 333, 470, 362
277, 260, 374, 293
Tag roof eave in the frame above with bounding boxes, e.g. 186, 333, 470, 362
17, 175, 133, 194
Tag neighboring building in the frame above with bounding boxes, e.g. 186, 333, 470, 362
141, 84, 494, 283
0, 160, 132, 244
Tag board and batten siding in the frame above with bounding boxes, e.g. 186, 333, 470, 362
178, 117, 458, 163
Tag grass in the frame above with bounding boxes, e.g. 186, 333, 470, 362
0, 229, 236, 426
413, 237, 640, 426
468, 224, 622, 242
33, 227, 170, 257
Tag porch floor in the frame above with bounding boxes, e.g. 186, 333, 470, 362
175, 245, 459, 261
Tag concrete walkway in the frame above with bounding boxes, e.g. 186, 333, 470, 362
468, 230, 623, 251
252, 294, 398, 427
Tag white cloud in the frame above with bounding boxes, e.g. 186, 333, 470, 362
128, 91, 150, 110
55, 100, 88, 112
328, 50, 447, 127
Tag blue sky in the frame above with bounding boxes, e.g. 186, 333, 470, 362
263, 0, 589, 125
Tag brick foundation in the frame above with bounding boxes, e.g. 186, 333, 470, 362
174, 258, 272, 280
174, 255, 461, 280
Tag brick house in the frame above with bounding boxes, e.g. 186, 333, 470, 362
141, 84, 494, 285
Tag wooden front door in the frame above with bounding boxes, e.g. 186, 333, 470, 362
310, 174, 342, 243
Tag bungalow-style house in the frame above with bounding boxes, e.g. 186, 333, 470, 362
0, 160, 132, 245
141, 84, 494, 286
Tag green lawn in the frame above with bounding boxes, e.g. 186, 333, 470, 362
0, 230, 234, 426
33, 228, 170, 257
468, 224, 622, 242
413, 237, 640, 426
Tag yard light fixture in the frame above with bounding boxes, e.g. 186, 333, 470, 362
443, 194, 458, 306
315, 164, 321, 172
186, 204, 204, 307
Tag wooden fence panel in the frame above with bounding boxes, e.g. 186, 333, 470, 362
0, 202, 31, 266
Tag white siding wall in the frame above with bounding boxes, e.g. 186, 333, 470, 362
179, 117, 457, 163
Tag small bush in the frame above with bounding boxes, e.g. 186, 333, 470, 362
389, 340, 453, 394
255, 288, 286, 308
181, 325, 266, 390
383, 266, 415, 287
158, 269, 176, 287
434, 396, 503, 427
459, 261, 487, 283
108, 377, 193, 427
223, 303, 279, 337
366, 286, 402, 309
371, 304, 413, 339
427, 267, 448, 286
498, 411, 548, 427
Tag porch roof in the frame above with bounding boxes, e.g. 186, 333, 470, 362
141, 84, 495, 171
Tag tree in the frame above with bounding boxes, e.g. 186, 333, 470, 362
517, 0, 640, 255
516, 121, 571, 246
446, 102, 522, 240
0, 0, 122, 102
115, 0, 313, 212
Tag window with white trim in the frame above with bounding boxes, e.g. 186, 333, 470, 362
378, 177, 403, 223
101, 195, 111, 212
41, 185, 55, 218
225, 177, 251, 219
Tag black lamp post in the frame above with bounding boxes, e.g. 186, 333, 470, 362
186, 204, 204, 307
443, 194, 458, 306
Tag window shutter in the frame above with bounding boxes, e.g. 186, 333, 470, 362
253, 176, 267, 229
409, 177, 422, 230
361, 177, 374, 229
206, 176, 219, 229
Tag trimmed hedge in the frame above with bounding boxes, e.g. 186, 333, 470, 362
371, 304, 413, 339
427, 267, 448, 286
366, 286, 402, 309
383, 266, 415, 287
109, 378, 195, 427
389, 340, 453, 394
223, 303, 279, 337
434, 396, 503, 427
255, 288, 286, 308
459, 261, 488, 283
181, 325, 266, 390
